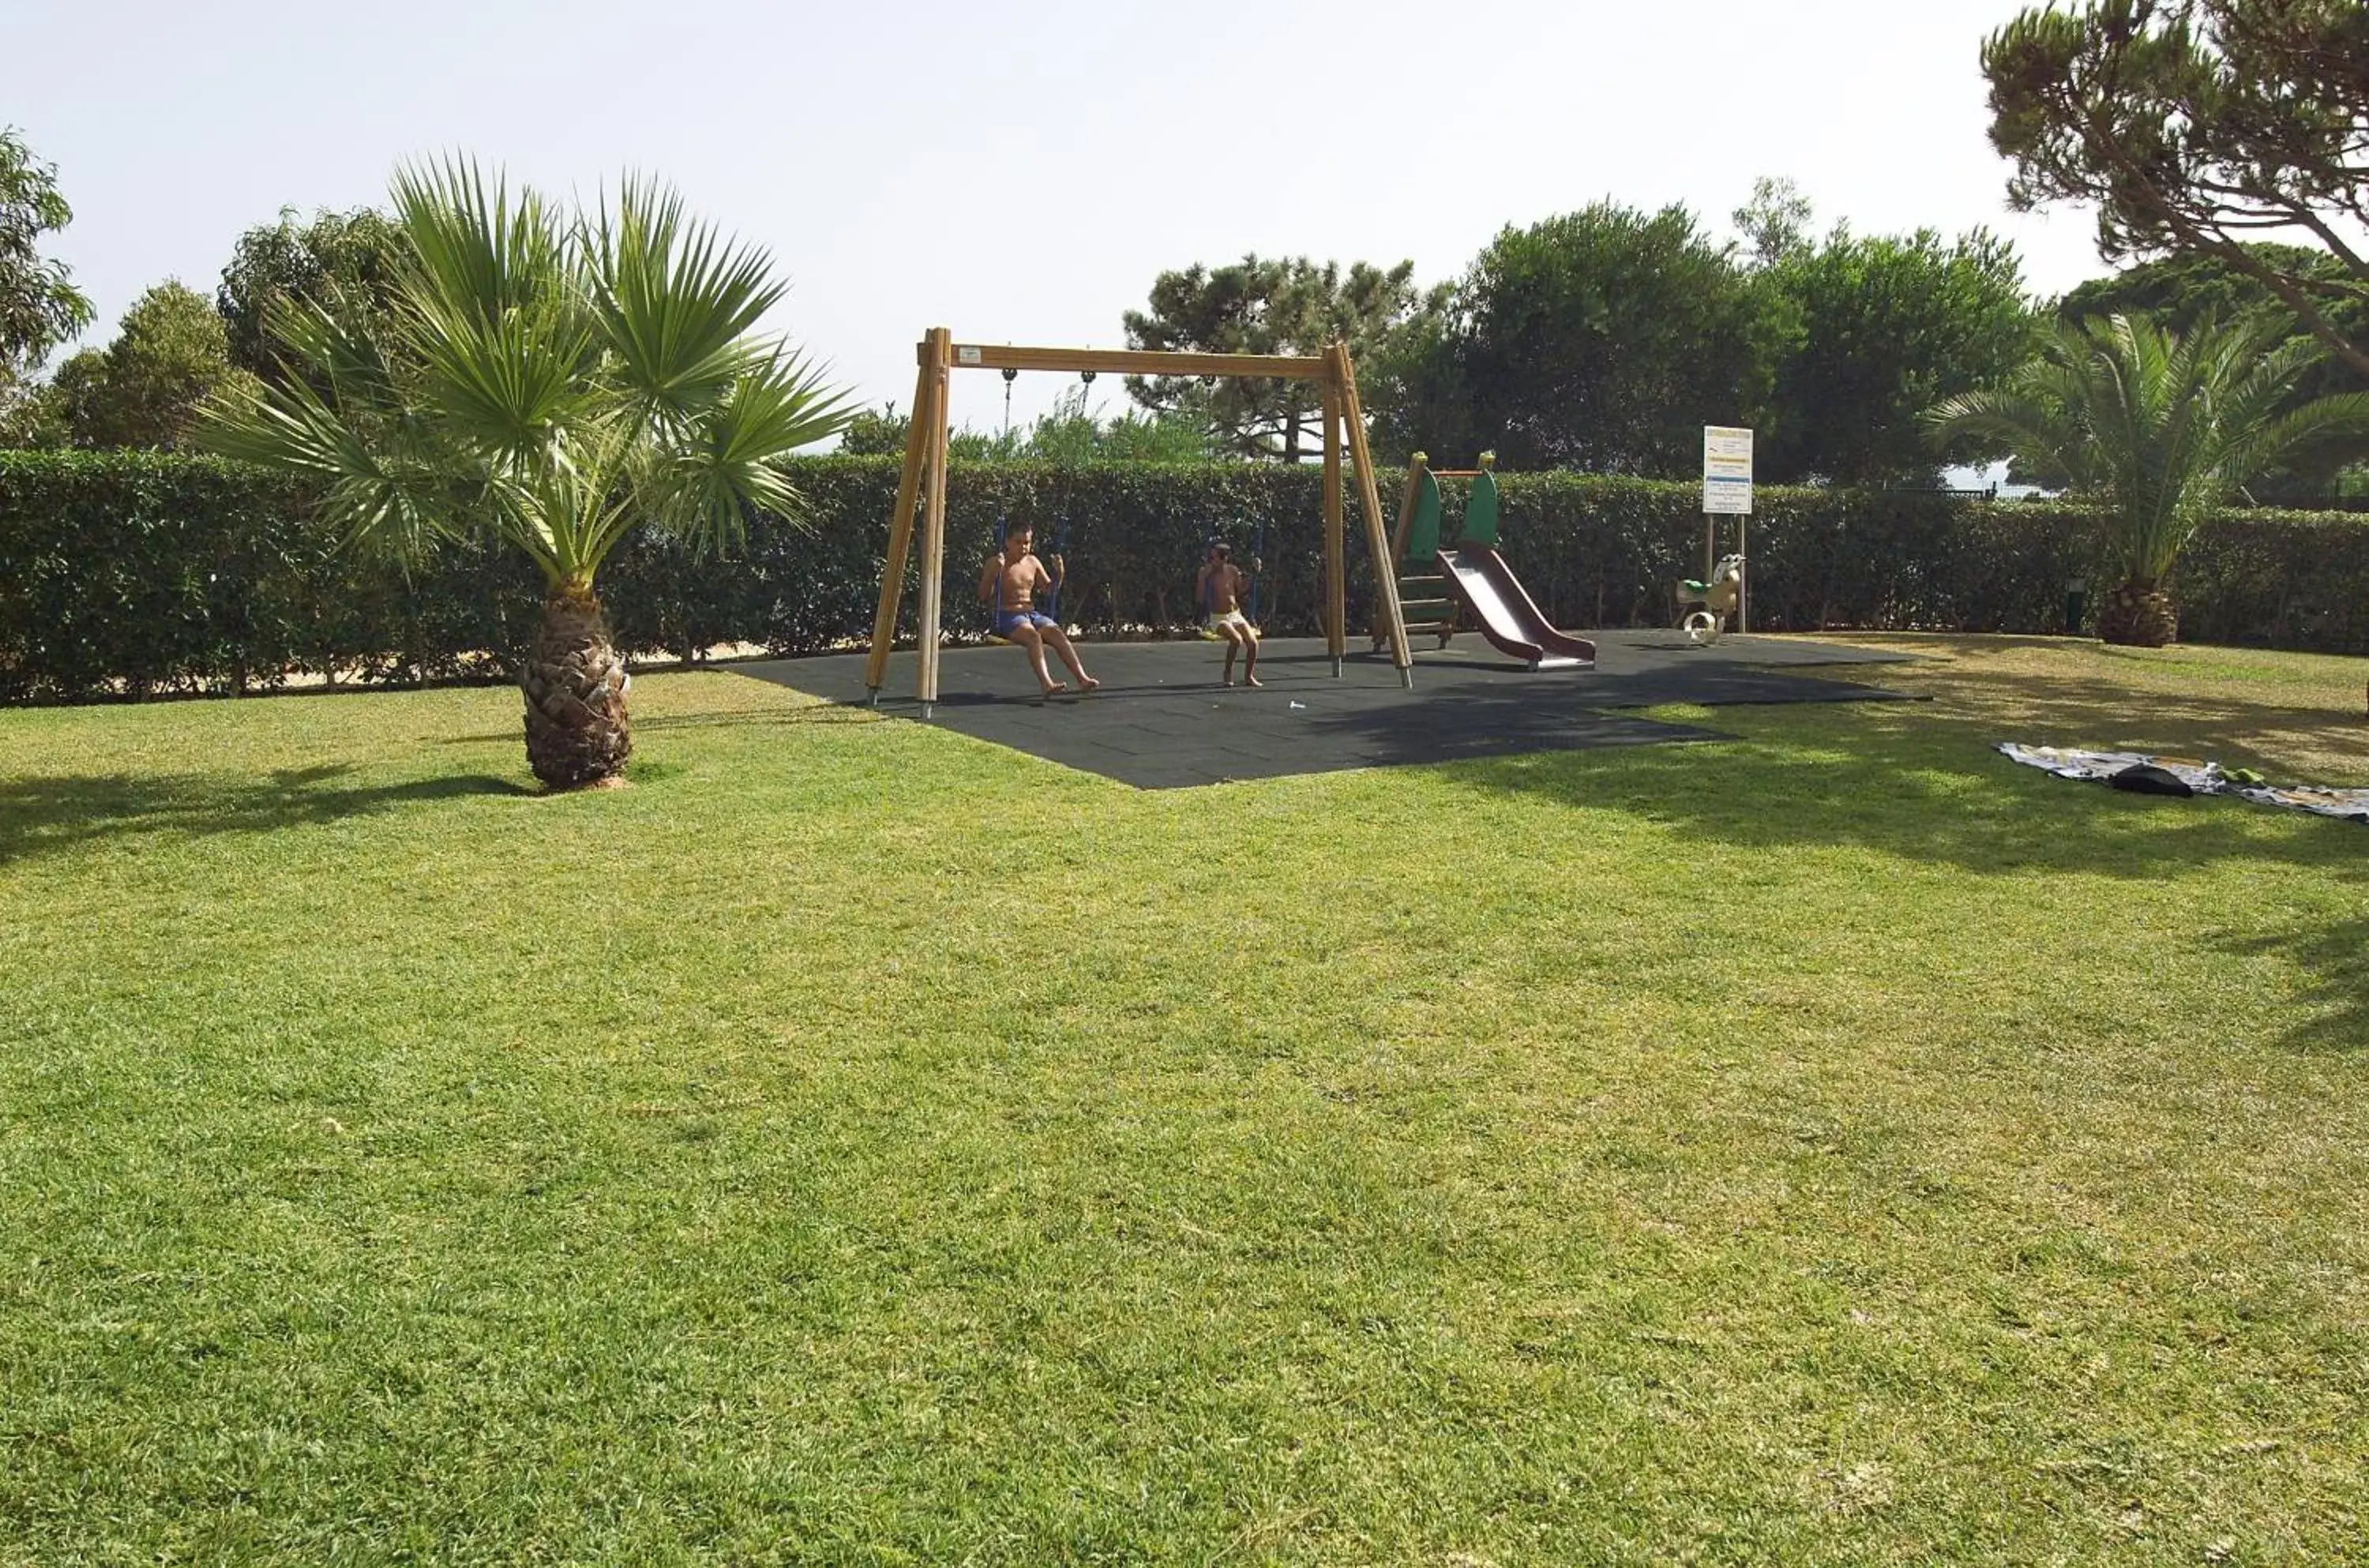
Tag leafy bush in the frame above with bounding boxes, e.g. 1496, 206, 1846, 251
4, 449, 2365, 703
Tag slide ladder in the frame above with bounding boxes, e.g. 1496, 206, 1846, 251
1388, 465, 1460, 649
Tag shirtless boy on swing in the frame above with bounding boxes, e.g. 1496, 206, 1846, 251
1196, 538, 1260, 687
978, 522, 1098, 699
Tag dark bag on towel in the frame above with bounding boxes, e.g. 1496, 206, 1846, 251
2110, 763, 2194, 798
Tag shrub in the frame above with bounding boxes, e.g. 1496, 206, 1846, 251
3, 450, 2364, 703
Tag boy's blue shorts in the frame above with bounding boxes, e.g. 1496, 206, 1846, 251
994, 608, 1057, 636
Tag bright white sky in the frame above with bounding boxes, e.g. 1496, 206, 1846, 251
17, 0, 2105, 438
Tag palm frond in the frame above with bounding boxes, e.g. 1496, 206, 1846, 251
401, 286, 601, 460
387, 160, 600, 463
202, 152, 854, 595
1924, 383, 2083, 488
390, 159, 569, 332
633, 345, 862, 553
1926, 309, 2361, 588
197, 373, 464, 565
2215, 391, 2369, 489
589, 176, 788, 429
2208, 336, 2330, 445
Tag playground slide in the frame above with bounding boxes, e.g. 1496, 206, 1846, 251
1436, 546, 1597, 669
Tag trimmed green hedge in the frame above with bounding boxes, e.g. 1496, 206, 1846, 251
2, 449, 2363, 702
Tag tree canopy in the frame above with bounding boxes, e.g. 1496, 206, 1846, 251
51, 282, 253, 450
1733, 176, 1815, 268
1752, 220, 2038, 485
1387, 203, 1763, 477
1, 128, 94, 438
839, 388, 1211, 464
202, 161, 850, 593
1122, 255, 1429, 461
1983, 0, 2369, 377
1371, 194, 2044, 485
2059, 242, 2368, 489
1928, 310, 2369, 640
216, 205, 409, 384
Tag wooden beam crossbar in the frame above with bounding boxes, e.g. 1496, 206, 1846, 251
948, 343, 1331, 380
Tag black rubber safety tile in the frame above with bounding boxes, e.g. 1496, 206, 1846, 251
730, 632, 1911, 790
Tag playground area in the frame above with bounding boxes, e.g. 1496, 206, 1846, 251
741, 631, 1911, 789
806, 331, 1860, 787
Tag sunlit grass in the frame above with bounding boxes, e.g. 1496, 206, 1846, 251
1811, 631, 2369, 782
2, 638, 2363, 1566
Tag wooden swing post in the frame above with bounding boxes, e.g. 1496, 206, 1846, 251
1334, 345, 1413, 687
863, 338, 945, 697
913, 328, 954, 711
1320, 377, 1346, 669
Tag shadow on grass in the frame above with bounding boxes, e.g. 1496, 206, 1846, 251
1390, 697, 2363, 880
1871, 670, 2369, 777
431, 706, 875, 745
0, 767, 531, 865
2217, 913, 2369, 1055
1363, 682, 2368, 1055
1282, 651, 2364, 875
629, 707, 883, 733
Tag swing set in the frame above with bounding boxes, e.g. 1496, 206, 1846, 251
862, 328, 1416, 710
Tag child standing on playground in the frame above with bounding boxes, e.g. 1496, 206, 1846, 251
978, 522, 1098, 699
1196, 538, 1260, 688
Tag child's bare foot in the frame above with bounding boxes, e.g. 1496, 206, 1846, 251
1077, 675, 1101, 692
1038, 680, 1068, 700
1223, 675, 1235, 687
1245, 673, 1262, 688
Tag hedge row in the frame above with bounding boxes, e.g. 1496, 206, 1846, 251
2, 449, 2364, 703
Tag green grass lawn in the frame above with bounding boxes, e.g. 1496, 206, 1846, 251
2, 636, 2364, 1566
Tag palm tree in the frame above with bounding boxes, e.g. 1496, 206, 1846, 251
1926, 313, 2369, 646
201, 159, 851, 786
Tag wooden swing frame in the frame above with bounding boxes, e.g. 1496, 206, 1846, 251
862, 327, 1414, 707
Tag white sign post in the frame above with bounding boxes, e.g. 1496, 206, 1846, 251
1702, 426, 1753, 633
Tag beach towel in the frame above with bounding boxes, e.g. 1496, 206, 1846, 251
1996, 744, 2367, 826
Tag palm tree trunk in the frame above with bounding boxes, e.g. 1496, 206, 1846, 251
2097, 579, 2179, 648
520, 591, 632, 789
